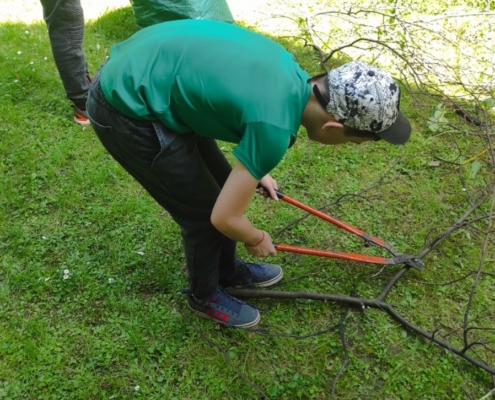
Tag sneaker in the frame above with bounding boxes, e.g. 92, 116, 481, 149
186, 288, 260, 328
73, 105, 90, 127
245, 262, 283, 287
221, 262, 284, 288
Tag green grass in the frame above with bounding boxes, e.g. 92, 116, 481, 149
1, 3, 494, 400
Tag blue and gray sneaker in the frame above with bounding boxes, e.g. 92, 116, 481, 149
221, 262, 284, 288
186, 288, 260, 328
246, 262, 283, 287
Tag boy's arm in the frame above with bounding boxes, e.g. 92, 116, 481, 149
211, 161, 277, 256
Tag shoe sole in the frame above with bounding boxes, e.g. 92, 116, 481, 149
74, 117, 91, 127
252, 269, 284, 288
187, 304, 260, 328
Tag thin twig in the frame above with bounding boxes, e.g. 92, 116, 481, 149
463, 185, 495, 351
330, 304, 352, 400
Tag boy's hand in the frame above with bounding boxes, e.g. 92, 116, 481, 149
245, 230, 277, 257
257, 174, 279, 200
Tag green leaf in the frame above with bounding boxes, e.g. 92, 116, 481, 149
427, 122, 438, 133
481, 97, 495, 110
470, 160, 482, 179
267, 385, 279, 397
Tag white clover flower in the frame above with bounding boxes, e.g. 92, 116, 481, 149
14, 79, 19, 83
64, 269, 69, 275
17, 51, 22, 54
134, 385, 140, 391
108, 278, 114, 284
43, 57, 48, 60
42, 236, 47, 240
137, 251, 144, 256
63, 274, 69, 280
30, 61, 34, 65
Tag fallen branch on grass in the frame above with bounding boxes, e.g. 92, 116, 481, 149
225, 287, 495, 375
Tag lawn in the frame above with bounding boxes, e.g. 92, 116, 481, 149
1, 0, 494, 399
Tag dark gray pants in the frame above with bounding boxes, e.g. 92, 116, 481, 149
40, 0, 90, 108
86, 68, 245, 297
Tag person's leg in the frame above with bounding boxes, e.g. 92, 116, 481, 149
40, 0, 90, 122
195, 137, 284, 288
87, 69, 227, 298
86, 68, 261, 327
195, 137, 242, 283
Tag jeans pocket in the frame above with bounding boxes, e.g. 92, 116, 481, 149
151, 121, 179, 150
150, 121, 185, 170
89, 116, 126, 162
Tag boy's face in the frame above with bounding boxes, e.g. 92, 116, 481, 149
325, 129, 376, 145
308, 121, 376, 145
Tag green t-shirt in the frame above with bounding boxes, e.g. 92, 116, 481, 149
101, 20, 311, 179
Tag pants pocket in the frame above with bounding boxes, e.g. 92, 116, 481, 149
88, 115, 126, 162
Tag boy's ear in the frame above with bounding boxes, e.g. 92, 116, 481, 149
322, 120, 344, 130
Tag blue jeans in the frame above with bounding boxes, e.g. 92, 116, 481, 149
86, 67, 245, 297
40, 0, 89, 108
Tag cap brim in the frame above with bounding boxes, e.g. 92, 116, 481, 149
375, 112, 411, 145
